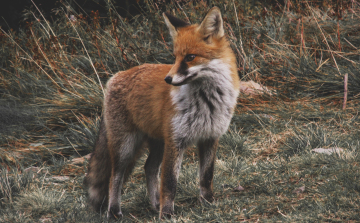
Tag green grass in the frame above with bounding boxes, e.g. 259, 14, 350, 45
1, 0, 360, 222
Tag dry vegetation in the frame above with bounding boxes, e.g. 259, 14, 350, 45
0, 0, 359, 222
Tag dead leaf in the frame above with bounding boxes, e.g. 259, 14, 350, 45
234, 184, 245, 192
29, 142, 44, 147
70, 153, 91, 165
311, 147, 344, 155
239, 80, 274, 95
48, 176, 70, 182
24, 166, 40, 173
292, 186, 305, 194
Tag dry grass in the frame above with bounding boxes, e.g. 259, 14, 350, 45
1, 0, 360, 222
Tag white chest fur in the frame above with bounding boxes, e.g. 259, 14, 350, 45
171, 59, 239, 148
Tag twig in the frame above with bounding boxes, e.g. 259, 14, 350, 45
343, 73, 348, 110
129, 213, 141, 222
57, 189, 66, 202
315, 58, 330, 72
67, 137, 81, 157
277, 206, 288, 218
301, 17, 305, 56
343, 37, 358, 50
232, 0, 240, 28
337, 21, 341, 52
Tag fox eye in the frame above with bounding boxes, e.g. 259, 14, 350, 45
184, 54, 196, 62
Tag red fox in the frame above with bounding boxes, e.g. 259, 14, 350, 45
84, 7, 240, 219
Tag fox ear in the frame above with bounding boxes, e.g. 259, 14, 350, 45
199, 7, 224, 41
163, 12, 189, 39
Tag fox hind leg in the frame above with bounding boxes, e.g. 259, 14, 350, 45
85, 118, 111, 213
107, 132, 145, 219
144, 138, 164, 211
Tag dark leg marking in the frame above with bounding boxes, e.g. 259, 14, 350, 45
198, 139, 218, 203
145, 138, 164, 211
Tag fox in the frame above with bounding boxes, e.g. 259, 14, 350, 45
84, 7, 240, 219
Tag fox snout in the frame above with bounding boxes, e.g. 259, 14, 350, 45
164, 62, 181, 85
164, 69, 197, 86
164, 60, 194, 86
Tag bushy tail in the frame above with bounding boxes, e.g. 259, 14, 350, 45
84, 118, 111, 212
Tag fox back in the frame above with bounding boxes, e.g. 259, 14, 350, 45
84, 7, 240, 219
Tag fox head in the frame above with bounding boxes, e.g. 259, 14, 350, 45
163, 7, 234, 86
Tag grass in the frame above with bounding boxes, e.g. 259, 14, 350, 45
1, 0, 360, 221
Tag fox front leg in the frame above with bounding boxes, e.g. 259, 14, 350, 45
144, 138, 165, 211
198, 138, 218, 203
159, 142, 185, 218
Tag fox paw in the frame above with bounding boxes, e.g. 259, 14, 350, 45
200, 192, 214, 204
159, 206, 174, 219
107, 205, 123, 219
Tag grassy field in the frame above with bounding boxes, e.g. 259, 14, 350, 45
1, 0, 360, 222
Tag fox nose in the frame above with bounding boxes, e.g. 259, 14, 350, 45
164, 76, 172, 84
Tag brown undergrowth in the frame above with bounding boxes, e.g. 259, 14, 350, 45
1, 0, 359, 222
